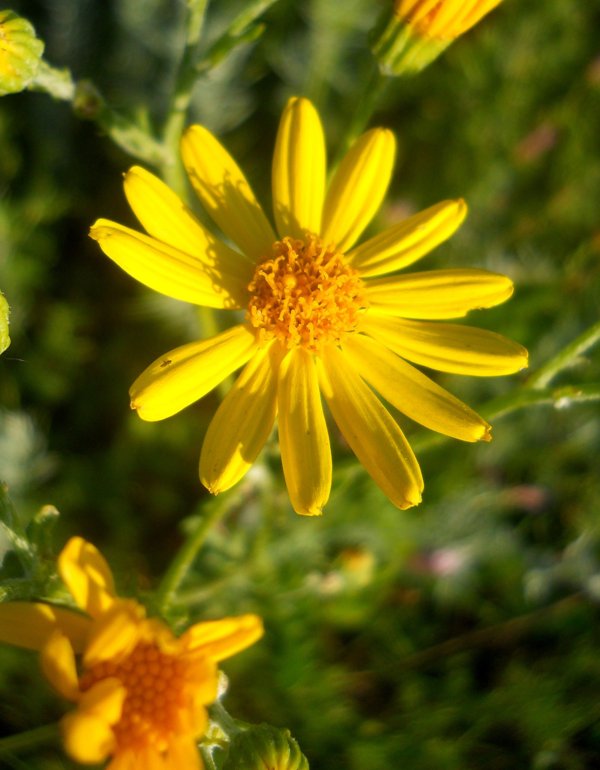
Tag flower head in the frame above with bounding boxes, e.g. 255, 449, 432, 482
374, 0, 503, 75
0, 10, 44, 96
90, 97, 527, 516
0, 537, 263, 769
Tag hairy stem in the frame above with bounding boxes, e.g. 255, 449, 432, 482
161, 0, 210, 191
333, 61, 390, 167
155, 487, 242, 614
527, 318, 600, 389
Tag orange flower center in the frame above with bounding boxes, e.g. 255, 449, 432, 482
247, 234, 367, 353
80, 642, 190, 752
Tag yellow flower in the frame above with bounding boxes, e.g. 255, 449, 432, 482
0, 537, 263, 769
90, 97, 527, 515
394, 0, 503, 41
0, 10, 44, 96
374, 1, 503, 75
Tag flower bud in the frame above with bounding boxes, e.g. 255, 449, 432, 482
373, 0, 502, 76
0, 11, 44, 96
0, 292, 9, 354
222, 725, 309, 770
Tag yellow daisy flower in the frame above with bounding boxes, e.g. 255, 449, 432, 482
0, 537, 263, 769
90, 97, 527, 516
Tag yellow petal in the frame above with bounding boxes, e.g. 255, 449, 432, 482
124, 165, 253, 278
89, 220, 246, 309
79, 677, 127, 725
0, 601, 90, 652
401, 0, 503, 38
106, 749, 138, 770
61, 711, 116, 765
181, 125, 276, 262
321, 128, 396, 252
277, 348, 331, 515
167, 737, 203, 770
186, 659, 219, 708
130, 325, 257, 422
362, 315, 529, 376
344, 333, 491, 442
272, 97, 326, 238
200, 343, 282, 494
83, 599, 145, 668
347, 199, 467, 277
181, 614, 264, 662
40, 630, 79, 701
58, 536, 115, 617
461, 0, 503, 32
318, 346, 423, 509
365, 268, 514, 319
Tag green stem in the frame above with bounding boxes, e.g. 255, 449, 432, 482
0, 724, 59, 755
333, 61, 390, 167
526, 319, 600, 390
195, 0, 280, 76
30, 60, 75, 100
96, 110, 168, 167
409, 382, 600, 455
155, 488, 241, 614
161, 0, 209, 191
31, 62, 168, 167
209, 699, 245, 738
482, 381, 600, 419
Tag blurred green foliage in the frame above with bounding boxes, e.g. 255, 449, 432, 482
1, 1, 600, 768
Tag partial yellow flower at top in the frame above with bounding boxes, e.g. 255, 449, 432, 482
0, 10, 44, 96
90, 97, 527, 516
374, 0, 503, 76
396, 0, 503, 40
0, 537, 263, 769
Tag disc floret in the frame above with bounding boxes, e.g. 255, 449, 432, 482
247, 234, 367, 353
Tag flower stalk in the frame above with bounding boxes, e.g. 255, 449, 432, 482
155, 487, 245, 614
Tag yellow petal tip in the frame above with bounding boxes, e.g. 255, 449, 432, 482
295, 504, 324, 517
453, 198, 468, 223
399, 496, 421, 510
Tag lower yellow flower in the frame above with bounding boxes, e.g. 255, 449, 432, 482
374, 0, 503, 75
90, 97, 527, 516
0, 537, 263, 769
